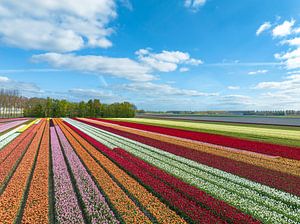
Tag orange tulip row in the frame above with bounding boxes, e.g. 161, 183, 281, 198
56, 119, 186, 224
80, 118, 299, 176
0, 120, 46, 223
54, 119, 151, 223
21, 119, 50, 223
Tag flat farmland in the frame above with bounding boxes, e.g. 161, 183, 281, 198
0, 117, 299, 223
137, 114, 300, 126
111, 118, 300, 147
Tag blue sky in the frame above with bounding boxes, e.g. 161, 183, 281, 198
0, 0, 300, 111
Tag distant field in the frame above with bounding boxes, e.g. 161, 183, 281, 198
113, 118, 300, 147
137, 114, 300, 126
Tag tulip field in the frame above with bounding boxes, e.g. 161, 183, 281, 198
0, 117, 299, 223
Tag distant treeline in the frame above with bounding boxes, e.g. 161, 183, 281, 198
0, 89, 136, 118
24, 97, 136, 118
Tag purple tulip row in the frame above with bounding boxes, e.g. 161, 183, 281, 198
0, 119, 27, 133
50, 127, 85, 224
55, 126, 119, 224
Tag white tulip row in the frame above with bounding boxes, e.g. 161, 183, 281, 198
65, 118, 300, 224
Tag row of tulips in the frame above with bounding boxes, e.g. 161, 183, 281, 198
113, 147, 259, 223
50, 126, 85, 223
69, 120, 300, 207
0, 123, 26, 149
66, 120, 257, 223
21, 120, 50, 223
0, 119, 28, 133
78, 118, 300, 196
55, 125, 119, 224
0, 132, 19, 150
54, 119, 152, 223
0, 120, 45, 223
80, 118, 299, 176
57, 119, 187, 224
0, 123, 35, 161
65, 118, 300, 224
93, 118, 300, 160
0, 122, 41, 188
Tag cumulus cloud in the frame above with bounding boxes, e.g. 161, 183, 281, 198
254, 74, 300, 90
0, 0, 116, 52
281, 37, 300, 46
275, 48, 300, 70
248, 69, 268, 75
136, 49, 202, 72
184, 0, 206, 11
32, 49, 202, 81
272, 19, 295, 37
267, 19, 300, 69
256, 22, 271, 36
254, 75, 300, 109
32, 53, 154, 82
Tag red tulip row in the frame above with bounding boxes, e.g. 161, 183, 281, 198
93, 118, 300, 160
77, 119, 300, 196
65, 121, 260, 224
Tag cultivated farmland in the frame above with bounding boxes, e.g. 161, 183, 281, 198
0, 117, 299, 223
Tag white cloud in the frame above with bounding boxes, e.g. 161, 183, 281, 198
275, 48, 300, 70
123, 82, 218, 97
281, 37, 300, 46
253, 75, 300, 109
256, 22, 271, 36
136, 49, 202, 72
248, 69, 268, 75
179, 67, 189, 72
293, 27, 300, 34
254, 74, 300, 90
184, 0, 206, 11
32, 49, 202, 81
227, 86, 240, 90
272, 19, 295, 37
0, 0, 116, 52
32, 53, 154, 82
